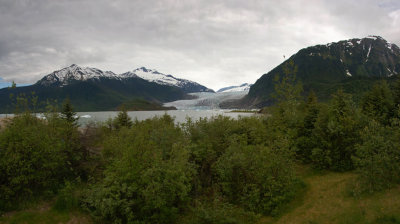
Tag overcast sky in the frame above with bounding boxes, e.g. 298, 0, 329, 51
0, 0, 399, 90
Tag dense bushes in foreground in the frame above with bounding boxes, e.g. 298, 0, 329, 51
81, 115, 299, 223
83, 115, 194, 223
0, 112, 83, 211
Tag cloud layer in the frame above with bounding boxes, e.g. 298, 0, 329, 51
0, 0, 399, 90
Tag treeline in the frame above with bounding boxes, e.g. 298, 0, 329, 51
1, 66, 400, 223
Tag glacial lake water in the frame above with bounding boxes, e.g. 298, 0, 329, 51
0, 110, 257, 126
75, 110, 256, 125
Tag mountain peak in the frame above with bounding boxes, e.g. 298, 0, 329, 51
364, 35, 383, 40
37, 64, 117, 86
137, 67, 150, 72
306, 36, 400, 73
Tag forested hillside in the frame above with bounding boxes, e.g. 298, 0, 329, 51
245, 36, 400, 107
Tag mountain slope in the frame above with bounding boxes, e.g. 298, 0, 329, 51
246, 36, 400, 107
120, 67, 213, 93
217, 83, 252, 93
0, 65, 210, 112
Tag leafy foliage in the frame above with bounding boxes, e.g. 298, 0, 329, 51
311, 89, 363, 171
353, 120, 400, 193
83, 115, 194, 224
0, 112, 82, 211
215, 144, 298, 215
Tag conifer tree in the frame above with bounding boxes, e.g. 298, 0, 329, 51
61, 98, 78, 126
297, 90, 319, 162
114, 105, 132, 129
312, 89, 361, 171
361, 80, 394, 125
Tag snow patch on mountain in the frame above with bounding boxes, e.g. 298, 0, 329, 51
346, 69, 352, 77
121, 67, 198, 89
217, 83, 252, 93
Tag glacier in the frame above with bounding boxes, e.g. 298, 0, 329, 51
164, 91, 248, 110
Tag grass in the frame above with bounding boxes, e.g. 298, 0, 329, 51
0, 203, 91, 224
0, 186, 92, 224
258, 167, 400, 224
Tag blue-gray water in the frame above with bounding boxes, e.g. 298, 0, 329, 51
0, 110, 256, 126
75, 110, 255, 125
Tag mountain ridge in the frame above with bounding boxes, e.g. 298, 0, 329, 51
36, 64, 213, 93
245, 35, 400, 107
0, 65, 213, 112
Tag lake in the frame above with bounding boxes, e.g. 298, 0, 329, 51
0, 110, 257, 126
75, 110, 256, 125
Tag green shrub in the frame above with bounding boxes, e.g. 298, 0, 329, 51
53, 180, 80, 212
311, 90, 363, 171
361, 80, 394, 125
185, 115, 268, 195
353, 120, 400, 193
215, 143, 299, 215
185, 115, 299, 215
82, 115, 194, 224
0, 113, 78, 211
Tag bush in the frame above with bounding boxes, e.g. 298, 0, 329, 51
353, 120, 400, 193
311, 90, 363, 171
185, 115, 299, 215
0, 113, 78, 211
82, 115, 194, 224
215, 143, 299, 215
53, 180, 80, 211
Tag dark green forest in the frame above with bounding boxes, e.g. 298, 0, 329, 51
1, 67, 400, 223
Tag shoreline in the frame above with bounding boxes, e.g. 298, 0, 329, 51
0, 117, 10, 127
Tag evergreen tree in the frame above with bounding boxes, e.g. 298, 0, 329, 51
59, 98, 83, 176
272, 60, 303, 107
270, 60, 303, 129
361, 80, 394, 125
296, 91, 319, 162
267, 60, 304, 155
393, 78, 400, 107
303, 91, 319, 133
114, 106, 132, 129
61, 98, 78, 126
311, 89, 362, 171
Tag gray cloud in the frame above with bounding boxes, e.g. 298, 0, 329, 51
0, 0, 399, 90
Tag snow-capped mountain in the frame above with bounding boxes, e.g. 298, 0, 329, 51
217, 83, 252, 93
120, 67, 213, 93
37, 64, 118, 86
37, 65, 213, 93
